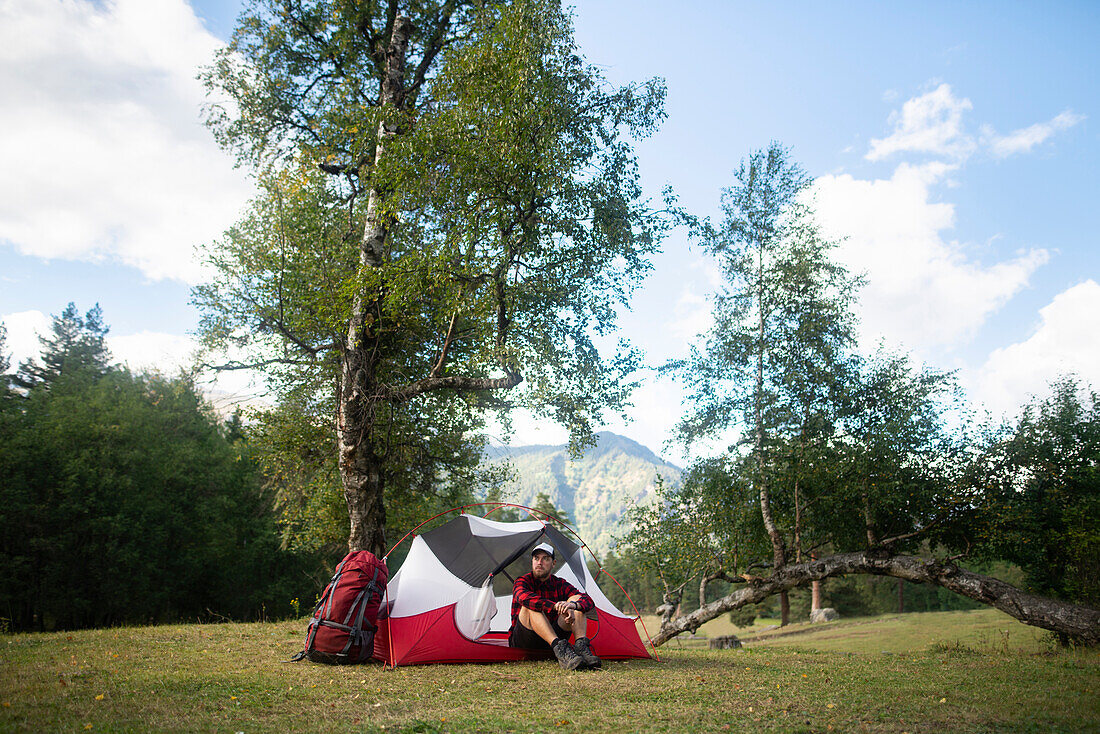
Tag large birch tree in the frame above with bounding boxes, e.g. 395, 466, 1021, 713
197, 0, 671, 554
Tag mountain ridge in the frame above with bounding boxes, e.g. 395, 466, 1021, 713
482, 431, 681, 556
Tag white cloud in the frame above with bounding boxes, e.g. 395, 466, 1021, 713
3, 308, 199, 375
814, 162, 1048, 351
668, 289, 711, 344
1, 310, 51, 369
0, 0, 253, 283
485, 408, 569, 448
971, 280, 1100, 417
109, 329, 197, 374
867, 83, 975, 161
108, 330, 272, 414
667, 259, 721, 344
870, 84, 1083, 163
980, 110, 1085, 158
1, 308, 267, 415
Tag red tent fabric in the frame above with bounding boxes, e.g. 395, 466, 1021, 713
373, 513, 654, 667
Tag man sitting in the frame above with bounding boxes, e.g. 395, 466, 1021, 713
508, 543, 602, 670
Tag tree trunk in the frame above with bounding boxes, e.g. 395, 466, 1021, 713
793, 478, 802, 563
897, 577, 905, 614
861, 483, 878, 547
343, 451, 388, 555
811, 553, 823, 612
337, 16, 413, 555
754, 233, 788, 625
652, 551, 1100, 647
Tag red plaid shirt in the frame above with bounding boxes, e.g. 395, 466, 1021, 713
510, 572, 594, 632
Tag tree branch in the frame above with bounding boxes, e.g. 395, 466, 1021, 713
389, 369, 522, 402
878, 517, 943, 548
651, 551, 1100, 647
199, 357, 316, 372
429, 310, 460, 379
405, 0, 458, 104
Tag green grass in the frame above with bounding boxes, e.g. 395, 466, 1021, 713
2, 610, 1097, 732
642, 608, 1056, 655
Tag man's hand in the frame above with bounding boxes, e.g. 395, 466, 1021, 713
554, 600, 577, 615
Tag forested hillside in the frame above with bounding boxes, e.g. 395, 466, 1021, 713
0, 306, 320, 631
485, 432, 681, 555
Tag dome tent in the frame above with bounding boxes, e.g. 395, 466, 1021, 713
374, 507, 655, 667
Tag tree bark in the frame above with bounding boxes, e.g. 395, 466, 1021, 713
811, 553, 822, 613
861, 483, 878, 547
651, 551, 1100, 647
344, 452, 388, 554
754, 232, 788, 626
337, 16, 412, 556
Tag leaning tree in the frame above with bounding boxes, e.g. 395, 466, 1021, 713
197, 0, 673, 554
661, 143, 861, 625
636, 144, 1100, 646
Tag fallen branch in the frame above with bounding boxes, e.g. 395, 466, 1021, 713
651, 551, 1100, 647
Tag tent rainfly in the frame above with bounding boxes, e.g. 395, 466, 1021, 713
374, 511, 654, 667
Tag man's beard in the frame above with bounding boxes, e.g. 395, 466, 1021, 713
532, 566, 551, 580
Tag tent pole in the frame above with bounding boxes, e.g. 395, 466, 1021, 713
598, 567, 661, 662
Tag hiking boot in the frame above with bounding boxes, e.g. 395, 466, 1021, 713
573, 637, 601, 669
551, 638, 584, 671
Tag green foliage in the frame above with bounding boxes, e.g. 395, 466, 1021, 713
621, 456, 767, 602
967, 376, 1100, 606
627, 147, 972, 628
13, 303, 111, 389
630, 144, 865, 610
531, 492, 571, 525
197, 0, 675, 553
599, 549, 664, 613
824, 349, 961, 552
0, 306, 318, 631
669, 143, 859, 453
728, 604, 759, 628
0, 320, 11, 376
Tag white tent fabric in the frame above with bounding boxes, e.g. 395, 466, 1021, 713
386, 535, 476, 618
385, 513, 632, 638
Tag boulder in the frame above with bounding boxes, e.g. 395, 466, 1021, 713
810, 607, 840, 623
709, 635, 742, 649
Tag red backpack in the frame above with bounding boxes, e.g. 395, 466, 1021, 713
292, 551, 388, 665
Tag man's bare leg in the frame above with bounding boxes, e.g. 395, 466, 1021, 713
517, 605, 584, 670
556, 594, 587, 638
517, 605, 560, 645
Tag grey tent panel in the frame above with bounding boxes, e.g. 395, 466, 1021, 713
420, 516, 545, 587
541, 523, 586, 585
419, 516, 586, 589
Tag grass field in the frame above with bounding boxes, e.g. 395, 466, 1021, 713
642, 608, 1056, 655
2, 609, 1097, 732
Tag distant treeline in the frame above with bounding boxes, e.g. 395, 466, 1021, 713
0, 306, 323, 631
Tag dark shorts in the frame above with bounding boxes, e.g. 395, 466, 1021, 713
508, 616, 566, 650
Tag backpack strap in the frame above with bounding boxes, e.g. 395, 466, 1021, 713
288, 557, 350, 663
342, 565, 383, 663
289, 561, 383, 664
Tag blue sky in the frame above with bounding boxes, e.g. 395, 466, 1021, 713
2, 0, 1097, 461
